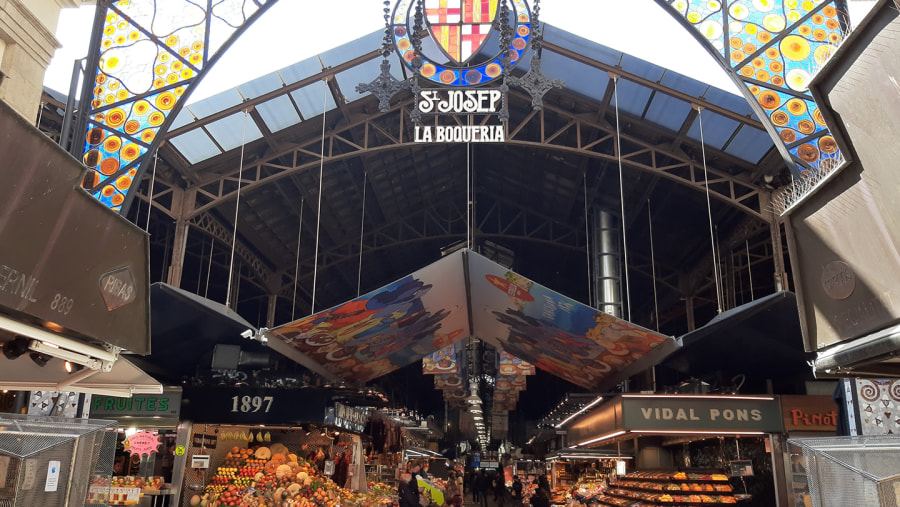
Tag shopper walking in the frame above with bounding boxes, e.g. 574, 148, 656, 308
399, 473, 420, 507
477, 471, 490, 507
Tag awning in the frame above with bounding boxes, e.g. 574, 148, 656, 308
126, 283, 263, 382
664, 292, 812, 387
0, 356, 161, 397
265, 249, 679, 390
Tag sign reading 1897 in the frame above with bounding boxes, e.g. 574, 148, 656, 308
231, 395, 274, 414
414, 89, 505, 144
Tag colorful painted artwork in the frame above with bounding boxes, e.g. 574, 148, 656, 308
266, 250, 469, 384
661, 0, 846, 176
855, 379, 900, 436
468, 252, 675, 390
423, 344, 461, 375
392, 0, 531, 86
79, 0, 273, 211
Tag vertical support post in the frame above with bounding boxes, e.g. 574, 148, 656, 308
166, 188, 196, 288
765, 192, 789, 291
768, 434, 790, 507
684, 296, 695, 332
266, 294, 277, 328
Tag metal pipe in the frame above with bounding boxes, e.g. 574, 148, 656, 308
592, 209, 623, 318
59, 58, 83, 151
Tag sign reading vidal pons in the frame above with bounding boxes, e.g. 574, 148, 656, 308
415, 88, 505, 143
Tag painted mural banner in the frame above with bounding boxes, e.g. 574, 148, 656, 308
266, 250, 470, 384
266, 249, 678, 390
467, 252, 676, 390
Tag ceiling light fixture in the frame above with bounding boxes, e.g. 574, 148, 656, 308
65, 361, 84, 374
29, 352, 51, 367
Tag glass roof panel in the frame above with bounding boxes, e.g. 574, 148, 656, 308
187, 88, 244, 119
169, 108, 194, 131
543, 24, 622, 66
686, 111, 739, 150
660, 71, 709, 98
319, 31, 382, 68
724, 125, 775, 163
204, 112, 264, 152
535, 51, 608, 101
620, 54, 665, 82
169, 129, 222, 164
256, 95, 302, 133
290, 80, 337, 119
238, 71, 285, 100
703, 87, 754, 117
336, 57, 405, 104
612, 79, 653, 118
643, 94, 693, 132
279, 56, 326, 84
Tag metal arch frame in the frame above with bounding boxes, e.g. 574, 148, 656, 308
74, 0, 280, 213
177, 93, 767, 221
652, 0, 851, 176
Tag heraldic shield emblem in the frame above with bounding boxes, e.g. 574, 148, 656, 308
425, 0, 499, 64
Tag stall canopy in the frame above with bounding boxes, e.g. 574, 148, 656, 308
265, 249, 680, 390
0, 355, 161, 397
127, 283, 264, 382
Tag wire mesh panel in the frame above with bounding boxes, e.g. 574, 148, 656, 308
789, 436, 900, 507
0, 413, 116, 506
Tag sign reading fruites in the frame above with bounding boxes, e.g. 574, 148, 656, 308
90, 392, 180, 418
414, 89, 505, 143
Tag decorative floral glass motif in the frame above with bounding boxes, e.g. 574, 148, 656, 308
80, 0, 272, 211
662, 0, 847, 176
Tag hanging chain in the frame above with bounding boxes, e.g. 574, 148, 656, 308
381, 1, 393, 58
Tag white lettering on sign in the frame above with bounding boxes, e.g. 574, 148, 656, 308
638, 407, 763, 422
418, 89, 503, 115
0, 263, 39, 303
414, 125, 505, 143
230, 395, 274, 413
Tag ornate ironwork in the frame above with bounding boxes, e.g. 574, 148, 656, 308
506, 52, 565, 111
356, 59, 409, 113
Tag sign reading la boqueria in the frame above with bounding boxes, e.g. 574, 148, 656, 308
414, 89, 505, 143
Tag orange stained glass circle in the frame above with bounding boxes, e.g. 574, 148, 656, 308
179, 47, 191, 57
812, 14, 824, 24
769, 61, 783, 73
730, 37, 742, 49
174, 87, 185, 95
100, 157, 120, 176
129, 168, 138, 177
397, 39, 411, 50
485, 63, 502, 78
141, 129, 156, 143
421, 63, 436, 78
798, 119, 816, 135
166, 35, 178, 47
106, 109, 127, 128
755, 70, 771, 82
102, 185, 116, 197
129, 31, 140, 41
798, 25, 812, 36
826, 19, 839, 30
154, 78, 166, 88
813, 108, 827, 127
765, 48, 780, 59
757, 90, 781, 110
403, 51, 416, 64
94, 113, 105, 123
87, 127, 105, 145
517, 26, 530, 37
112, 193, 125, 206
771, 111, 790, 127
167, 73, 179, 84
172, 61, 183, 71
740, 66, 754, 77
148, 112, 165, 126
84, 150, 102, 168
440, 70, 456, 84
155, 64, 167, 76
743, 43, 756, 54
181, 69, 193, 79
828, 32, 841, 44
115, 175, 132, 191
104, 136, 122, 153
124, 120, 141, 135
192, 41, 204, 51
121, 144, 141, 162
786, 98, 807, 116
104, 25, 115, 36
134, 101, 150, 116
798, 143, 820, 163
749, 85, 760, 94
155, 92, 176, 110
781, 35, 811, 61
190, 54, 203, 65
159, 53, 170, 62
115, 35, 126, 45
96, 74, 107, 84
518, 13, 528, 22
117, 90, 129, 100
812, 29, 827, 41
732, 50, 745, 62
752, 58, 765, 69
513, 38, 527, 50
823, 6, 836, 16
771, 76, 785, 86
819, 136, 838, 154
757, 31, 772, 44
104, 95, 116, 105
779, 129, 797, 144
109, 81, 119, 90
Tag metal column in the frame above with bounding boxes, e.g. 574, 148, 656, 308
591, 208, 623, 318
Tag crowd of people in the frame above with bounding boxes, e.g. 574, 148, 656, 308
398, 460, 553, 507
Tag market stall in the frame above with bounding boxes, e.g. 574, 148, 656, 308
88, 389, 185, 506
566, 394, 785, 506
178, 387, 386, 507
777, 395, 839, 507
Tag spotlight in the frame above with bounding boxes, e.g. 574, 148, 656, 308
65, 361, 84, 374
2, 337, 30, 360
30, 352, 51, 367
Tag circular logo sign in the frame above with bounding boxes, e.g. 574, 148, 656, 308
392, 0, 532, 86
821, 261, 855, 300
175, 445, 186, 456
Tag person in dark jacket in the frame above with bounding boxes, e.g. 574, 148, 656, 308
531, 486, 551, 507
476, 471, 490, 507
512, 476, 523, 503
399, 473, 420, 507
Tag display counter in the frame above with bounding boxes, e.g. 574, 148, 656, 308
598, 471, 737, 506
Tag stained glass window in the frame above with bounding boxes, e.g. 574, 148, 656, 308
660, 0, 847, 177
78, 0, 273, 212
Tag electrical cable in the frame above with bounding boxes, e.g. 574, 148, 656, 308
696, 106, 723, 313
225, 109, 248, 309
311, 79, 329, 313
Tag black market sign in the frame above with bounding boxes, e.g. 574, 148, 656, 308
325, 402, 367, 433
181, 387, 327, 425
90, 392, 181, 419
414, 88, 505, 144
621, 395, 782, 433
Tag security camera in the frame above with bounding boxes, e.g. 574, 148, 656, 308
240, 329, 254, 339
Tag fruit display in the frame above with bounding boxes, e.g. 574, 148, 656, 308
596, 472, 738, 506
194, 445, 398, 507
